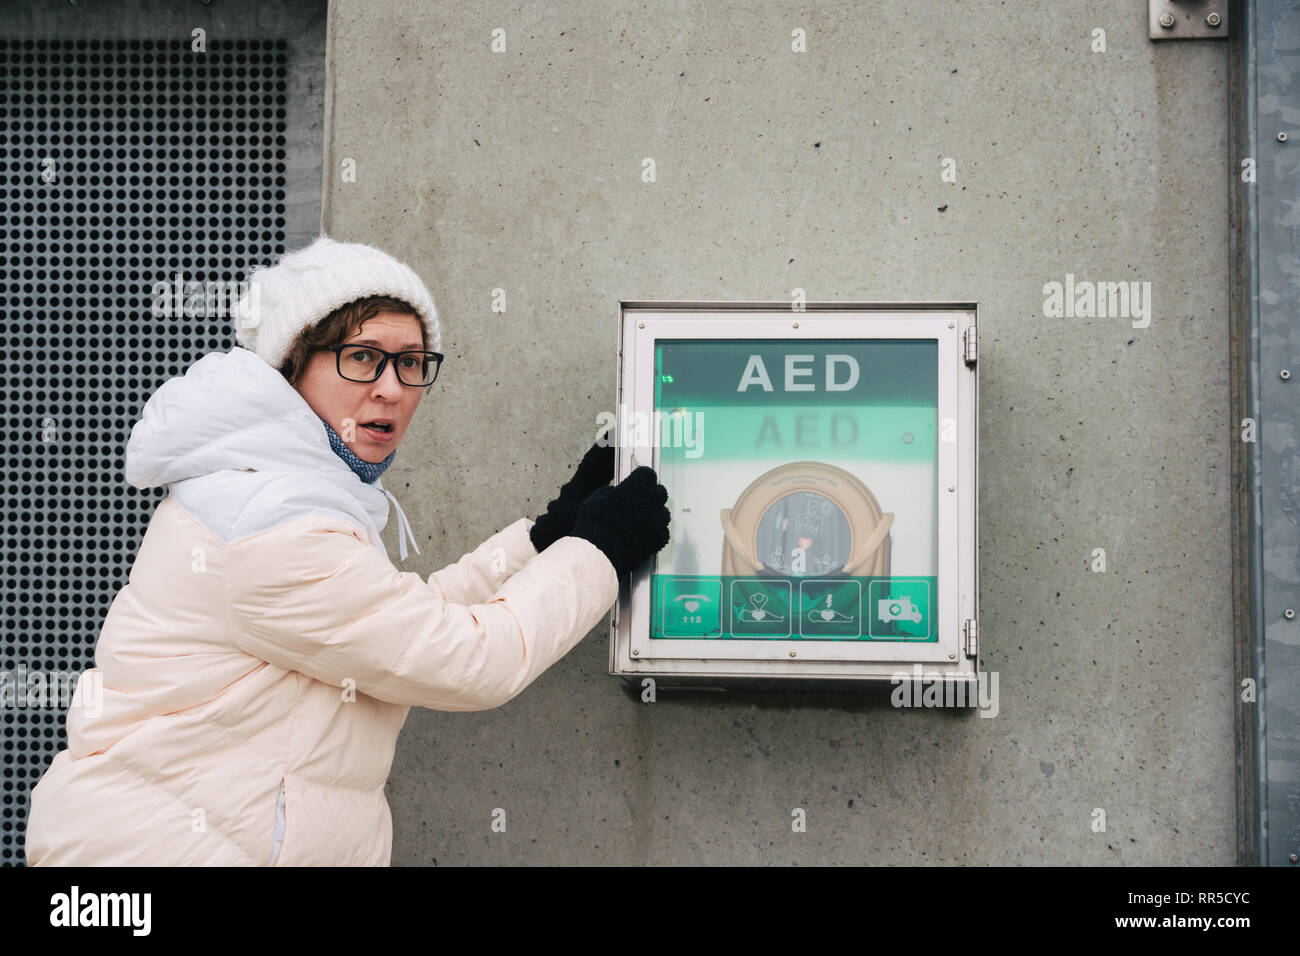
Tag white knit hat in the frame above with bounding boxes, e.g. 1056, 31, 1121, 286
232, 234, 441, 370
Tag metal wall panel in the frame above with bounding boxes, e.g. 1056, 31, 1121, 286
1250, 0, 1300, 867
0, 0, 325, 866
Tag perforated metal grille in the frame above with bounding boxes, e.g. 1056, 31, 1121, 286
0, 23, 322, 866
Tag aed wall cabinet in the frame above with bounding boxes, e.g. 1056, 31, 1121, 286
608, 302, 979, 689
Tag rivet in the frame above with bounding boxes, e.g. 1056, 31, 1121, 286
1286, 609, 1295, 620
949, 652, 956, 659
948, 322, 955, 328
793, 322, 799, 329
631, 649, 639, 656
1159, 12, 1174, 28
1205, 12, 1221, 28
789, 650, 797, 657
1290, 853, 1298, 863
1282, 369, 1291, 380
1280, 132, 1289, 143
638, 322, 645, 329
948, 486, 955, 492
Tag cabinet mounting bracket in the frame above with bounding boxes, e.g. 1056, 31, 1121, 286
1149, 1, 1229, 40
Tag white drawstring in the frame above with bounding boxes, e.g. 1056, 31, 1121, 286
379, 488, 421, 561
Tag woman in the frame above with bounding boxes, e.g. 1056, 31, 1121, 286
25, 234, 670, 866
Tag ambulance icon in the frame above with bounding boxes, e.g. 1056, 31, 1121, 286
877, 596, 923, 624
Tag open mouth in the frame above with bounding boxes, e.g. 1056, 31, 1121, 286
360, 421, 394, 434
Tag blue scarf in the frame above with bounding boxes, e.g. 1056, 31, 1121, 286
318, 415, 396, 484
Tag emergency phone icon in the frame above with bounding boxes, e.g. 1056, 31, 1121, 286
673, 594, 713, 614
660, 578, 724, 637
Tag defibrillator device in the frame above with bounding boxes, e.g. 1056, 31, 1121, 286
719, 461, 893, 580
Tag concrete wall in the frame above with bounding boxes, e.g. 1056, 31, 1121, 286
320, 0, 1232, 864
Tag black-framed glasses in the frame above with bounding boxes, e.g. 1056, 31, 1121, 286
311, 345, 444, 387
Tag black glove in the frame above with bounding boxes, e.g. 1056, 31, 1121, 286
529, 429, 616, 553
570, 466, 671, 579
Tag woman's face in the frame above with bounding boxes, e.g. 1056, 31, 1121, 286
294, 311, 427, 463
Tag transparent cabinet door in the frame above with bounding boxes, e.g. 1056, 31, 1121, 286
648, 337, 939, 643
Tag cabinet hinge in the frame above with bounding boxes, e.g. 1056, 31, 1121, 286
963, 325, 977, 366
964, 618, 978, 659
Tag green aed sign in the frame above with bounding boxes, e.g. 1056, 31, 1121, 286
644, 338, 940, 643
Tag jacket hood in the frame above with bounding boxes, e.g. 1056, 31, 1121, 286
124, 347, 421, 559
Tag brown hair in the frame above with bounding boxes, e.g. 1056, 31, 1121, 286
277, 295, 427, 387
